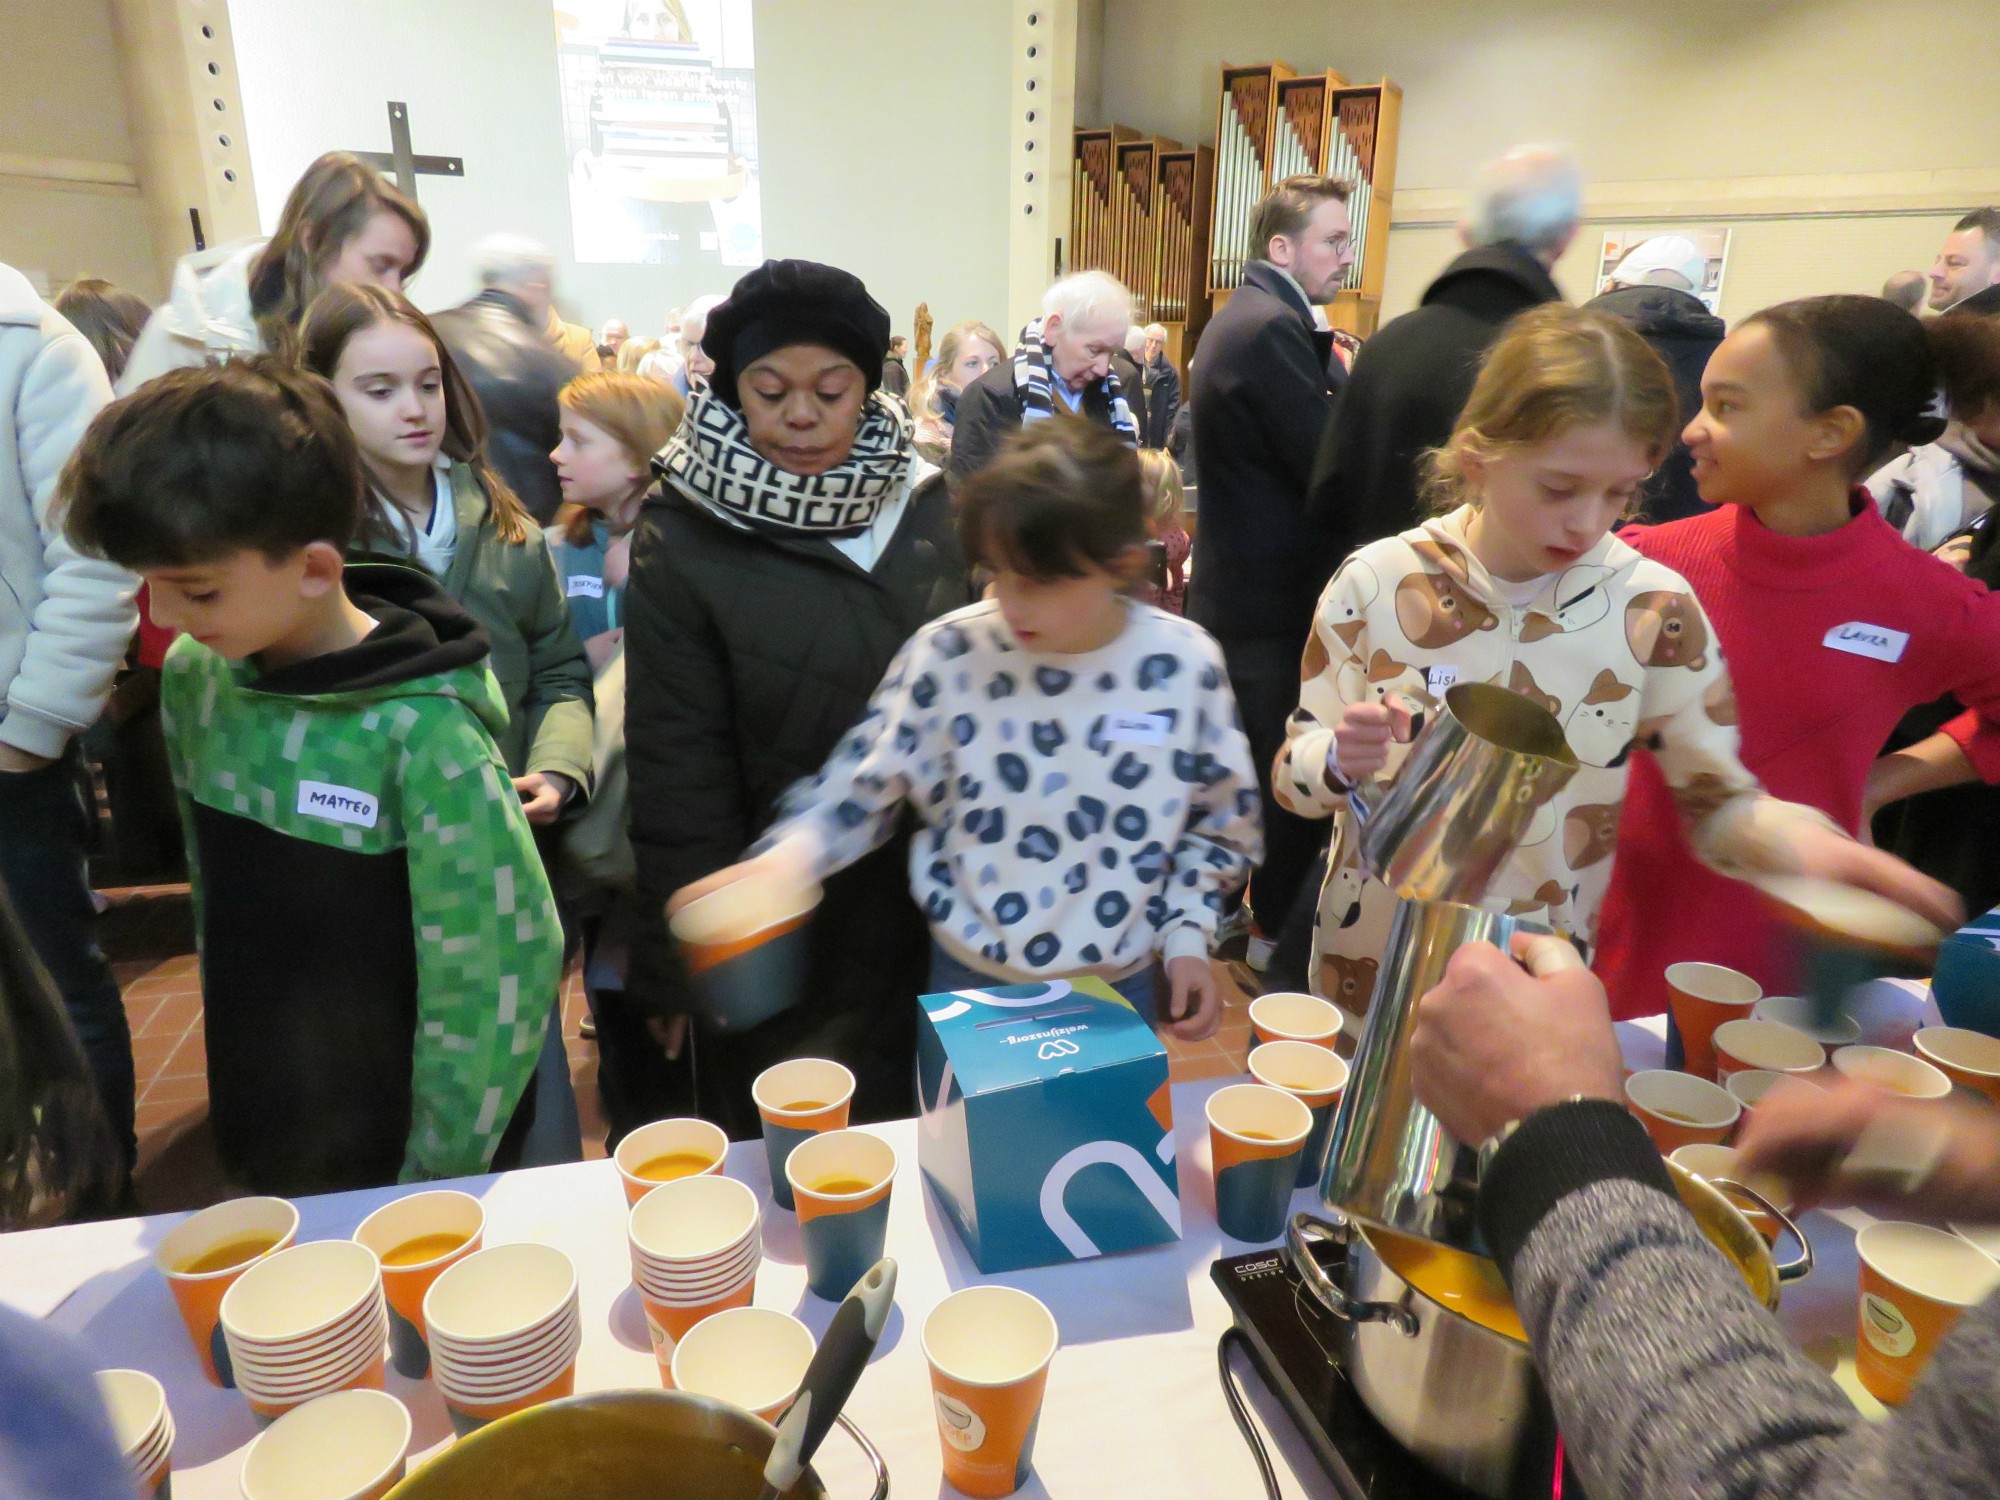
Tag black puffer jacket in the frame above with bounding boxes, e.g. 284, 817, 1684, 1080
1306, 243, 1563, 557
432, 289, 578, 525
624, 474, 970, 1136
946, 361, 1125, 486
1588, 284, 1724, 524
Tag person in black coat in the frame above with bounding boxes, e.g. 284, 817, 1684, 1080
625, 260, 970, 1137
1140, 322, 1182, 451
1187, 173, 1355, 966
1306, 146, 1581, 556
1586, 235, 1724, 524
1111, 330, 1150, 446
946, 269, 1140, 485
431, 286, 578, 525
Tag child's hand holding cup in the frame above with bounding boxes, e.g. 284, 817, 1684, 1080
667, 841, 822, 1033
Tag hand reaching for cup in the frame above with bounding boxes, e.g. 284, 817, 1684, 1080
1330, 695, 1417, 786
1775, 816, 1965, 932
1735, 1076, 2000, 1224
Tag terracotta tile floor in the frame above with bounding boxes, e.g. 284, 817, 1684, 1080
99, 885, 1267, 1213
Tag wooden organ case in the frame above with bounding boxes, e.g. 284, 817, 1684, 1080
1070, 126, 1213, 372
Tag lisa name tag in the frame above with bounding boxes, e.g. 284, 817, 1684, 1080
1823, 621, 1909, 664
1426, 664, 1461, 695
297, 780, 379, 829
1105, 711, 1170, 746
566, 575, 605, 600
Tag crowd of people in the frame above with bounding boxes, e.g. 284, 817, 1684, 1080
7, 139, 2000, 1495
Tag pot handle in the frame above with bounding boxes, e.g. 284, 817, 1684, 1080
1287, 1212, 1419, 1337
1712, 1177, 1815, 1283
834, 1415, 889, 1500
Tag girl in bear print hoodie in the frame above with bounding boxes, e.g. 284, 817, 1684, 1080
1276, 306, 1938, 1037
677, 422, 1262, 1040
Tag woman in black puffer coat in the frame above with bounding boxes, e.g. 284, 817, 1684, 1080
625, 259, 969, 1137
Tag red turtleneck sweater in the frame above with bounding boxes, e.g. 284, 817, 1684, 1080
1594, 500, 2000, 1020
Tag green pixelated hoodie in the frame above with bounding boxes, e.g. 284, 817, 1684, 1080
160, 563, 562, 1193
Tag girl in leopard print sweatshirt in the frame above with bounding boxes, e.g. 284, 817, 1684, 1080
1275, 306, 1930, 1036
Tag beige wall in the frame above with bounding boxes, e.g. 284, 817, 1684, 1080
0, 0, 163, 300
1097, 0, 2000, 321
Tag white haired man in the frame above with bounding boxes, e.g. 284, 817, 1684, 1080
1140, 322, 1180, 451
431, 232, 587, 522
947, 270, 1138, 484
1306, 144, 1581, 550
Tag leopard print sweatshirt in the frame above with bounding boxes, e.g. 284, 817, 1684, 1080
1275, 506, 1820, 1035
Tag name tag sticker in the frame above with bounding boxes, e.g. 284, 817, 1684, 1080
298, 780, 379, 829
1426, 665, 1461, 695
566, 575, 605, 600
1823, 622, 1909, 664
1105, 712, 1170, 746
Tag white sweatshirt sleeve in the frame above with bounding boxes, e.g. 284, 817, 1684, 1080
1275, 556, 1378, 820
1155, 661, 1265, 964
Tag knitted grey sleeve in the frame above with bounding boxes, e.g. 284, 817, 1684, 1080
1511, 1178, 2000, 1499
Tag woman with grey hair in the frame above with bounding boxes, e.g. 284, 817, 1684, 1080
946, 269, 1140, 484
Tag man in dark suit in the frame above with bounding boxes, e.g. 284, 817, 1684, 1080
1305, 146, 1580, 555
1188, 174, 1354, 971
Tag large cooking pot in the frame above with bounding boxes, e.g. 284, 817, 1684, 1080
383, 1390, 887, 1500
1290, 1163, 1810, 1500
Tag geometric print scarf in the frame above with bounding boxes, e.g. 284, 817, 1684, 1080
654, 386, 914, 538
1010, 316, 1140, 445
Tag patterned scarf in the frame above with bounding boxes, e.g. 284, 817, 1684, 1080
1010, 318, 1140, 444
655, 387, 913, 537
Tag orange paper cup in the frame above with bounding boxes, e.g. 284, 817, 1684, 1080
1856, 1220, 2000, 1404
754, 1058, 856, 1211
1832, 1045, 1952, 1100
153, 1195, 299, 1386
352, 1189, 484, 1380
1712, 1018, 1824, 1082
1665, 962, 1761, 1081
1624, 1069, 1740, 1153
1912, 1028, 2000, 1106
668, 1306, 815, 1416
924, 1285, 1059, 1499
1248, 992, 1341, 1049
239, 1388, 410, 1500
614, 1117, 729, 1207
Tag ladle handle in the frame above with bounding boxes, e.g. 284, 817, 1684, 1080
1712, 1177, 1815, 1283
764, 1259, 898, 1495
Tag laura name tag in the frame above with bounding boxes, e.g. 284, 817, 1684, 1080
298, 779, 379, 829
1824, 622, 1909, 664
1105, 711, 1170, 745
566, 575, 605, 600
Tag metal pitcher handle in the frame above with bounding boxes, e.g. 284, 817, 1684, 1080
834, 1415, 889, 1500
1712, 1177, 1815, 1283
1287, 1213, 1419, 1337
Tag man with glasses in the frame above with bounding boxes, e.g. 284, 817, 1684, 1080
1187, 175, 1354, 978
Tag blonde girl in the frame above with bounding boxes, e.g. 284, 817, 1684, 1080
550, 373, 686, 672
1273, 303, 1943, 1037
1135, 448, 1191, 616
910, 319, 1005, 463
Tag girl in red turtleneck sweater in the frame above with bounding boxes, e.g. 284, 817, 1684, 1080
1596, 296, 1999, 1022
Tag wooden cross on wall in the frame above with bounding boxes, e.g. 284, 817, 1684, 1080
351, 101, 463, 200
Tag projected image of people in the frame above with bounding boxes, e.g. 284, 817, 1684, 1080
557, 0, 763, 273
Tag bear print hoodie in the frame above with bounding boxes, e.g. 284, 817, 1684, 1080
1274, 505, 1830, 1034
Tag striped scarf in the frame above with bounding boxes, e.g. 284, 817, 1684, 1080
1011, 318, 1139, 444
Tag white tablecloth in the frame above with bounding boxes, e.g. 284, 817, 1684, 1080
0, 979, 1936, 1498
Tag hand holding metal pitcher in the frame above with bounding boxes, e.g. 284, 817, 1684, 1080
1343, 682, 1580, 904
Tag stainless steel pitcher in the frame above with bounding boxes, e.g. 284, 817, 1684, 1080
1347, 682, 1578, 904
1320, 899, 1582, 1255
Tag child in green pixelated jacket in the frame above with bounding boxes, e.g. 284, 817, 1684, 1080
60, 358, 562, 1194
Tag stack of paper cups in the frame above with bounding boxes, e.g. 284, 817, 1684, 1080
238, 1389, 410, 1500
218, 1241, 388, 1421
422, 1243, 583, 1438
96, 1368, 174, 1498
628, 1174, 762, 1376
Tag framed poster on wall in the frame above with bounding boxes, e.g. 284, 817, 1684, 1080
1595, 227, 1732, 314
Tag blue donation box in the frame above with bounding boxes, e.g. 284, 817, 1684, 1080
916, 976, 1183, 1273
1935, 905, 2000, 1037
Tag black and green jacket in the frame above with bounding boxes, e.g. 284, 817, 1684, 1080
160, 565, 563, 1193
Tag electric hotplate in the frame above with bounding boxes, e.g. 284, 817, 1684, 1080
1211, 1237, 1582, 1500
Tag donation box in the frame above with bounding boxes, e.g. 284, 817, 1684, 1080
916, 977, 1182, 1273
